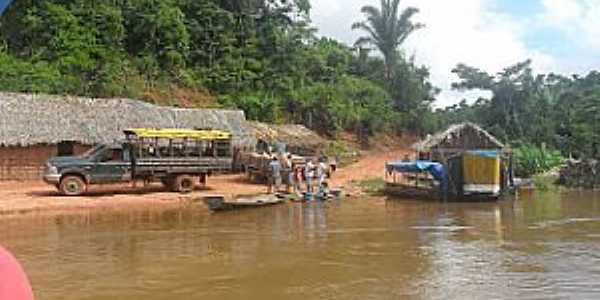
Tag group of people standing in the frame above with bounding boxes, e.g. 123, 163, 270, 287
268, 155, 330, 196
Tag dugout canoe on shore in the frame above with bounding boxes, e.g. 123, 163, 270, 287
202, 194, 285, 212
202, 189, 346, 212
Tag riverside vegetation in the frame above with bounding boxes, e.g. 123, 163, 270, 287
0, 0, 437, 139
0, 0, 599, 170
437, 61, 600, 162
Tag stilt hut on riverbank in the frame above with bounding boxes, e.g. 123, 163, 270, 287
386, 122, 514, 200
0, 93, 255, 180
412, 122, 507, 160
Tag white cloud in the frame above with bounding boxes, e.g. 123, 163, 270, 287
310, 0, 368, 43
543, 0, 583, 21
541, 0, 600, 50
310, 1, 342, 18
310, 0, 560, 107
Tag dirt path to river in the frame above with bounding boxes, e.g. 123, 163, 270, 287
0, 147, 409, 216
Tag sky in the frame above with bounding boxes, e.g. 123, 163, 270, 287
311, 0, 600, 107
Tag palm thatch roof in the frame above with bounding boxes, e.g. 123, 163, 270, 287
0, 93, 255, 147
412, 122, 505, 152
248, 122, 328, 150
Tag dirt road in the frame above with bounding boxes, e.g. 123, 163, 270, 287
0, 148, 407, 216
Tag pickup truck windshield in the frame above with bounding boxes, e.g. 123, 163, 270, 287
79, 145, 107, 159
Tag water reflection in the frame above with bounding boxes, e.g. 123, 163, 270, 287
2, 191, 600, 299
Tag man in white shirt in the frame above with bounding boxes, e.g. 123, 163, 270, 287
268, 157, 282, 194
304, 160, 315, 193
317, 158, 327, 188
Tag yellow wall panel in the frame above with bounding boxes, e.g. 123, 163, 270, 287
463, 153, 500, 185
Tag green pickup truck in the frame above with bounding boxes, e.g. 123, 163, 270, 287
43, 128, 233, 196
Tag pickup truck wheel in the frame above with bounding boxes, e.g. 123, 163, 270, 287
160, 178, 172, 189
60, 176, 87, 196
173, 175, 194, 193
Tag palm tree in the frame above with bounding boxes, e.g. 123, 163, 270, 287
352, 0, 423, 80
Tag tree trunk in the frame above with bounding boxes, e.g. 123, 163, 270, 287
384, 53, 393, 81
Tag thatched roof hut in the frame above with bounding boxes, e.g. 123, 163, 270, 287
407, 122, 514, 200
0, 93, 255, 148
412, 122, 506, 154
247, 122, 328, 155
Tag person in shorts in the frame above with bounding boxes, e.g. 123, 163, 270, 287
304, 159, 315, 193
268, 156, 282, 194
282, 154, 294, 193
317, 157, 328, 187
293, 164, 303, 195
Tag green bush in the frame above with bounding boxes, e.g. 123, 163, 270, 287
0, 50, 63, 94
532, 174, 560, 192
514, 144, 564, 178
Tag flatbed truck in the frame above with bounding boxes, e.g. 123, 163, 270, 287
43, 128, 233, 196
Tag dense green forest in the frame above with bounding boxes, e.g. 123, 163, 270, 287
437, 60, 600, 159
0, 0, 598, 160
0, 0, 437, 138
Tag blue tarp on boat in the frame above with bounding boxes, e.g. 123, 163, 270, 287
386, 161, 446, 181
386, 160, 449, 199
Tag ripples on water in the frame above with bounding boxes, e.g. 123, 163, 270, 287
1, 191, 600, 299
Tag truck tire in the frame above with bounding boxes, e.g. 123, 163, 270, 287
199, 174, 207, 187
173, 175, 194, 193
160, 177, 173, 190
59, 175, 87, 196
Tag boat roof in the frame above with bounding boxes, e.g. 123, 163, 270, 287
124, 128, 232, 140
412, 122, 505, 152
386, 160, 447, 183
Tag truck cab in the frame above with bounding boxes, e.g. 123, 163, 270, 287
43, 143, 133, 195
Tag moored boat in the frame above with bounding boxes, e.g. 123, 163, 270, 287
203, 194, 285, 212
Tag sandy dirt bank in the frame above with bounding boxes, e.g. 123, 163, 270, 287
0, 148, 407, 216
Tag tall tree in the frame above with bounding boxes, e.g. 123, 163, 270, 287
452, 60, 541, 141
351, 0, 423, 80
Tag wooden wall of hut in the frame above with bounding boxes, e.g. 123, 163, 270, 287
0, 144, 90, 181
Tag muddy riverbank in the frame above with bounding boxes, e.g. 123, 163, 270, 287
0, 148, 407, 216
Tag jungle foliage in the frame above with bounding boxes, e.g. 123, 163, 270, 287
514, 144, 564, 178
0, 0, 437, 137
2, 0, 598, 162
436, 60, 600, 160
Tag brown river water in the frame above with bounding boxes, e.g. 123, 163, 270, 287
2, 191, 600, 300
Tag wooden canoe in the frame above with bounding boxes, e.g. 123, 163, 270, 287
203, 194, 285, 212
